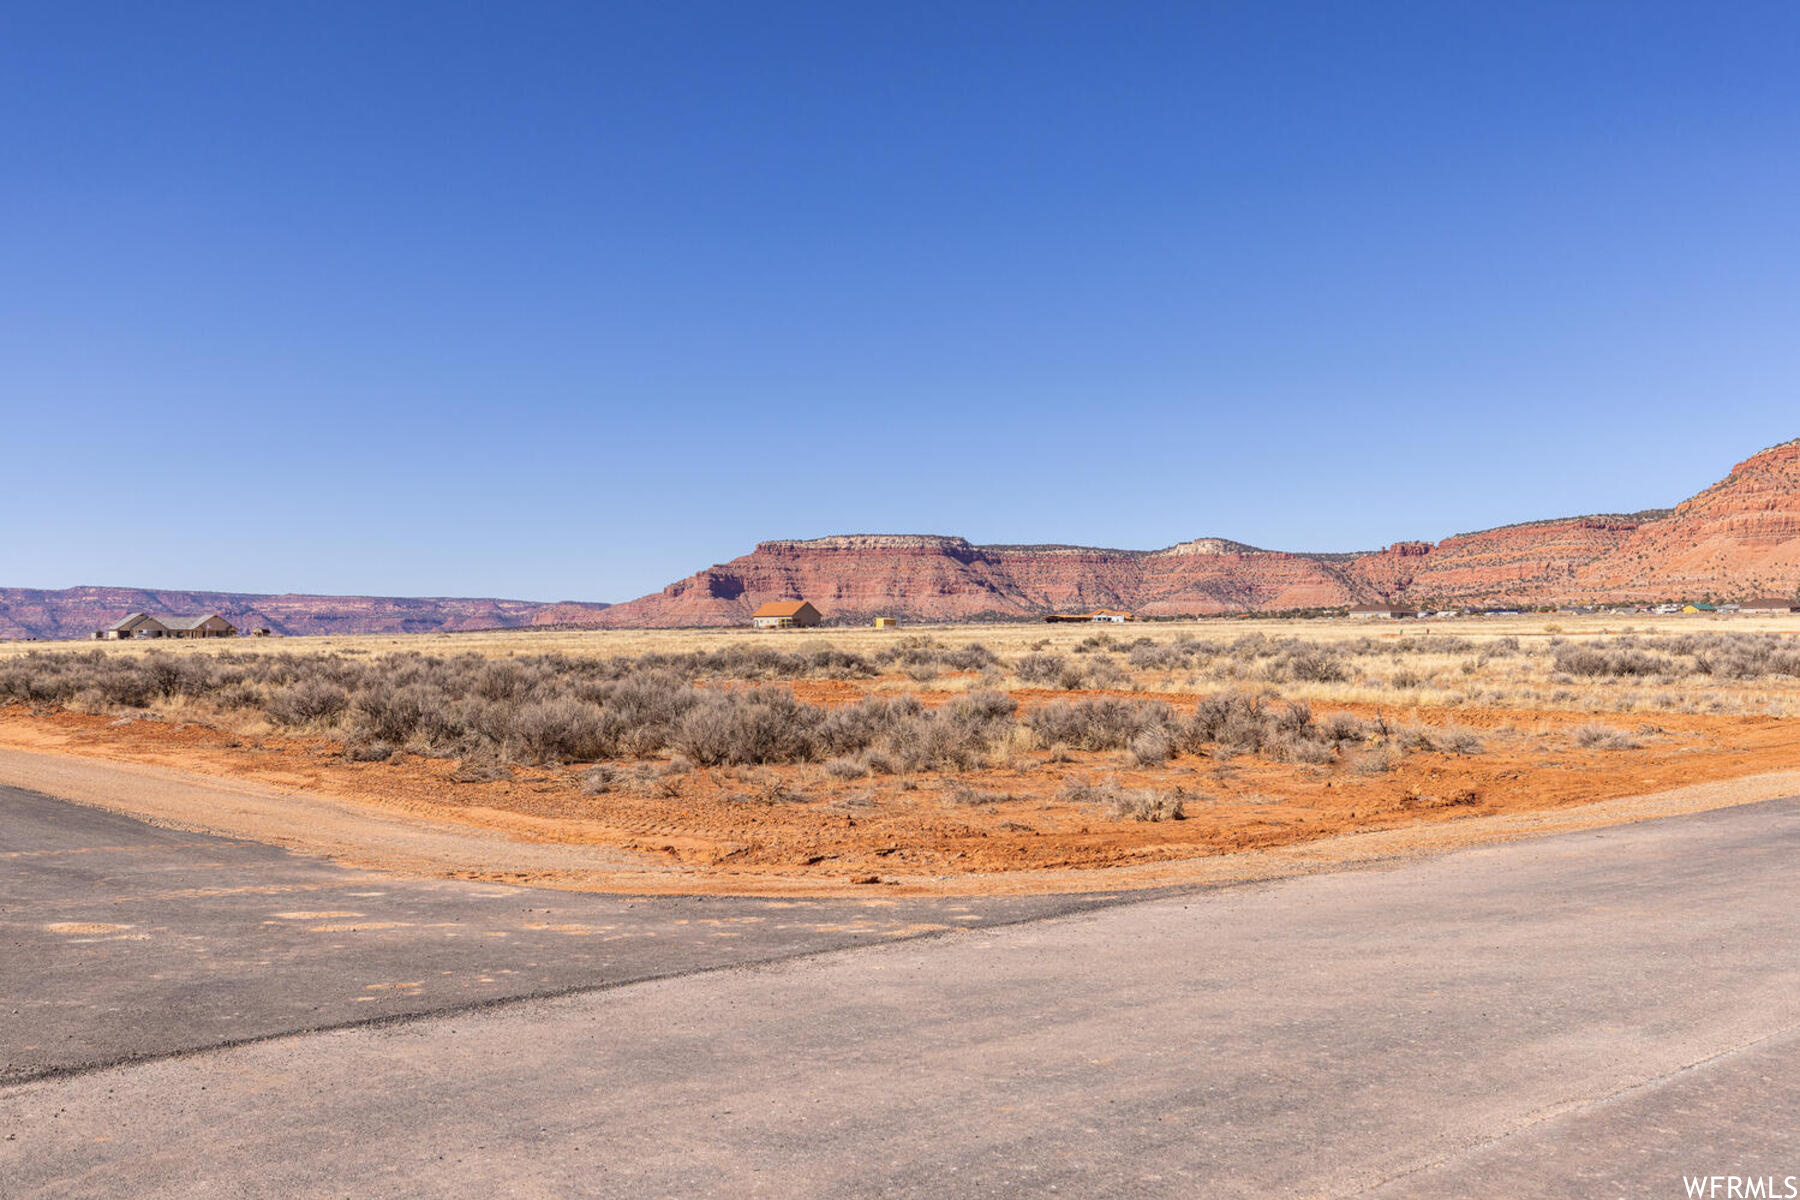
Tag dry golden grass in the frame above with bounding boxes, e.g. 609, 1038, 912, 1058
9, 609, 1796, 655
11, 611, 1800, 719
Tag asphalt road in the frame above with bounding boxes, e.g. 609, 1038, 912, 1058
0, 785, 1134, 1083
5, 786, 1799, 1198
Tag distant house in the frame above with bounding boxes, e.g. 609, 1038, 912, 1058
1740, 597, 1799, 612
160, 614, 237, 638
1348, 604, 1412, 619
95, 612, 236, 640
873, 617, 899, 628
751, 600, 822, 629
97, 613, 166, 639
1044, 610, 1136, 624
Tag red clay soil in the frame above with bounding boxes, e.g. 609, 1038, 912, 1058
3, 694, 1797, 894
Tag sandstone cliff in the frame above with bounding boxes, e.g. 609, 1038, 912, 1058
594, 441, 1800, 625
593, 535, 1368, 626
1574, 440, 1800, 601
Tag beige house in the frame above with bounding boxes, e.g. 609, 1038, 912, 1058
98, 613, 165, 639
160, 614, 237, 638
1740, 597, 1799, 612
751, 600, 823, 629
1348, 604, 1413, 619
96, 612, 236, 640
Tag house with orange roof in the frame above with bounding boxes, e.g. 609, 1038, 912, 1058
751, 599, 823, 629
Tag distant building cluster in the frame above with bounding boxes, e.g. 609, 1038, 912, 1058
1044, 610, 1135, 624
1343, 597, 1800, 619
748, 599, 1146, 628
1348, 604, 1415, 620
725, 592, 1800, 631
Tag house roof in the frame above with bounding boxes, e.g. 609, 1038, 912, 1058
158, 613, 231, 630
1742, 597, 1797, 608
752, 600, 814, 618
108, 612, 156, 631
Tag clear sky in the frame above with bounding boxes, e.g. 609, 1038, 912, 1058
5, 3, 1800, 602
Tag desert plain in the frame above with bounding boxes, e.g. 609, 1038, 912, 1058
6, 611, 1800, 897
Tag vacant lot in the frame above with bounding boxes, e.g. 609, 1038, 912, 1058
4, 613, 1799, 891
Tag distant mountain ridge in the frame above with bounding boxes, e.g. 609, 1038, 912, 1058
0, 587, 610, 641
592, 440, 1800, 625
10, 440, 1800, 637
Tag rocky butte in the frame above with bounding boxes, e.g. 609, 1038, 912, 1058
594, 439, 1800, 625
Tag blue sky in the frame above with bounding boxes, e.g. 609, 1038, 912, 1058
5, 2, 1800, 601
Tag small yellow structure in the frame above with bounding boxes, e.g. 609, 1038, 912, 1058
873, 617, 899, 628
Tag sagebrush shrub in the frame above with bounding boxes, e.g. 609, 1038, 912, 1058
1027, 697, 1173, 751
1014, 653, 1067, 684
266, 678, 348, 726
673, 689, 822, 766
1058, 775, 1185, 821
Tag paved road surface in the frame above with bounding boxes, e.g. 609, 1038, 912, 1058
0, 785, 1126, 1082
4, 785, 1798, 1197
